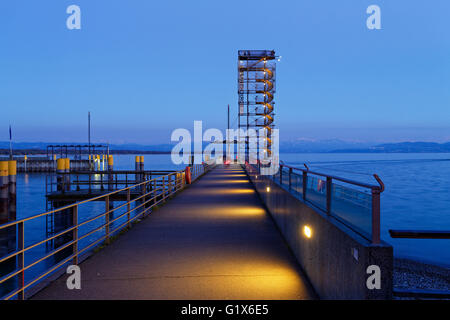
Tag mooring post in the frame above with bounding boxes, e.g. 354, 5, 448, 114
107, 155, 114, 191
53, 154, 57, 172
135, 156, 141, 184
140, 156, 147, 215
56, 158, 65, 193
65, 158, 71, 192
0, 161, 18, 299
140, 156, 145, 195
24, 155, 27, 173
8, 161, 16, 221
0, 162, 8, 223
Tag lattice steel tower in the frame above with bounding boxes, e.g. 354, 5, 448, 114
238, 50, 277, 162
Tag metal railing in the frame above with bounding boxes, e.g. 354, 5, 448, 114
45, 170, 176, 194
245, 162, 384, 244
0, 163, 211, 300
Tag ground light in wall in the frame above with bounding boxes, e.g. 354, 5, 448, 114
303, 225, 313, 239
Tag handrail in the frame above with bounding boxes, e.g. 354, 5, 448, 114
280, 163, 382, 191
245, 162, 384, 245
0, 163, 211, 300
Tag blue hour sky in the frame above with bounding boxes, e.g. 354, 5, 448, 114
0, 0, 449, 144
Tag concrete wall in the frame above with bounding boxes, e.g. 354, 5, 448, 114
247, 173, 393, 300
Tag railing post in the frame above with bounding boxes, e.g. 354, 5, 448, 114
326, 177, 332, 215
168, 175, 172, 195
17, 221, 25, 300
289, 168, 292, 190
371, 189, 381, 245
302, 171, 307, 200
279, 165, 283, 185
105, 195, 110, 244
162, 176, 166, 202
72, 205, 78, 265
142, 180, 147, 216
153, 179, 157, 205
127, 188, 131, 228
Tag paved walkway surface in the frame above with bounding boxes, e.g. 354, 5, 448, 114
33, 165, 315, 300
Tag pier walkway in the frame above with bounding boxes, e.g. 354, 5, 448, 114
33, 165, 315, 300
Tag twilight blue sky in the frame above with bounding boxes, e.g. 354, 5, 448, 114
0, 0, 449, 144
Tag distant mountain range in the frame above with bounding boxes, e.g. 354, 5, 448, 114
1, 140, 450, 153
331, 142, 450, 153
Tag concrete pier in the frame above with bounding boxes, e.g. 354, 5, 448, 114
32, 165, 315, 300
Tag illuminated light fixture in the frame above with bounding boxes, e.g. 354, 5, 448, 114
303, 225, 312, 239
266, 187, 270, 192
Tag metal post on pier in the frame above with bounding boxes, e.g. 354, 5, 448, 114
65, 158, 71, 192
140, 156, 145, 195
127, 189, 131, 228
135, 156, 141, 184
326, 177, 332, 215
8, 161, 16, 221
107, 155, 114, 191
279, 165, 283, 185
153, 179, 157, 205
0, 162, 8, 223
105, 196, 110, 244
302, 171, 307, 200
17, 221, 24, 300
72, 205, 78, 265
371, 189, 381, 245
56, 159, 65, 193
289, 168, 292, 190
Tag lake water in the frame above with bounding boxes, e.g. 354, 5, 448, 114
5, 152, 450, 293
282, 153, 450, 268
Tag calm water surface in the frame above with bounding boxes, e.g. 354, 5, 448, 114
283, 153, 450, 267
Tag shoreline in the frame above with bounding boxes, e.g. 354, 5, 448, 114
394, 257, 450, 291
